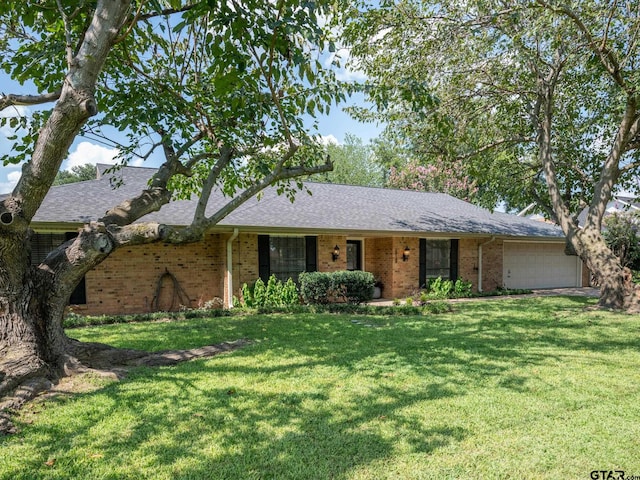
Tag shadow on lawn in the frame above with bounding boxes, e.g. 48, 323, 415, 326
5, 296, 637, 479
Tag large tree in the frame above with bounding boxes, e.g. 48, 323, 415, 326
312, 133, 385, 186
0, 0, 346, 427
346, 0, 640, 311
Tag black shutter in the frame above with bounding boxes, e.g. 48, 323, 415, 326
450, 239, 459, 282
305, 236, 317, 272
419, 238, 427, 288
258, 235, 270, 281
65, 232, 87, 305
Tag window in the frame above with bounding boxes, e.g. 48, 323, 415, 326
31, 232, 87, 304
258, 235, 317, 283
269, 236, 306, 283
424, 240, 451, 279
419, 239, 459, 288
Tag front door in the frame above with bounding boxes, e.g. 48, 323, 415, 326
346, 240, 362, 271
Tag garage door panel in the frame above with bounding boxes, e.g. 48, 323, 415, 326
503, 242, 579, 289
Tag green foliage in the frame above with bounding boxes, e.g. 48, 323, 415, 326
299, 270, 375, 305
298, 271, 334, 304
1, 0, 348, 194
421, 277, 472, 301
53, 164, 97, 185
603, 211, 640, 270
345, 1, 640, 214
425, 277, 453, 299
281, 278, 300, 305
312, 133, 385, 187
331, 270, 376, 304
63, 308, 231, 329
453, 279, 473, 298
253, 278, 266, 307
240, 275, 300, 308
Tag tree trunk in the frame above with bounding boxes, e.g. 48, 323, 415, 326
0, 277, 69, 397
573, 226, 639, 311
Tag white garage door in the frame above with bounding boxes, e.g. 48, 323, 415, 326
503, 242, 580, 289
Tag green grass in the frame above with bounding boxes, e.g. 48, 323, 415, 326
2, 297, 640, 479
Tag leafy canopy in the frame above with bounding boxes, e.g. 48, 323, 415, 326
1, 0, 350, 201
312, 133, 384, 187
345, 0, 640, 214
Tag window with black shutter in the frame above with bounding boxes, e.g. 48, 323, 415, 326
258, 235, 317, 283
419, 239, 459, 286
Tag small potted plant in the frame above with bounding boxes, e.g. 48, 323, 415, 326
373, 279, 384, 299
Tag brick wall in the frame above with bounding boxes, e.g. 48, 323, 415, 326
363, 237, 421, 299
78, 232, 510, 314
80, 233, 225, 315
482, 239, 504, 291
365, 237, 392, 297
458, 238, 480, 290
389, 237, 420, 298
318, 235, 347, 272
230, 233, 259, 300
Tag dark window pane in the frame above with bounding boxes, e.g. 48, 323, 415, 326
424, 240, 451, 280
269, 237, 306, 283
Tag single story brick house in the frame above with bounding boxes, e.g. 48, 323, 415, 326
29, 164, 588, 314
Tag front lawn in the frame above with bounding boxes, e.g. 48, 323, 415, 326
2, 297, 639, 479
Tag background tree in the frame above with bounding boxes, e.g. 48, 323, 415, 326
387, 159, 478, 202
0, 0, 346, 426
369, 130, 481, 202
603, 211, 640, 273
345, 0, 640, 310
53, 164, 97, 185
312, 133, 384, 186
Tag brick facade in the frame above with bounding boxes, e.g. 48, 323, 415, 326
457, 238, 504, 293
76, 233, 225, 315
72, 232, 538, 315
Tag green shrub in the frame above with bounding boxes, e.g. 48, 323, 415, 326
265, 275, 282, 307
282, 278, 300, 305
422, 301, 453, 314
253, 278, 266, 307
424, 277, 453, 299
299, 270, 375, 305
422, 277, 472, 300
453, 279, 473, 298
332, 270, 376, 304
241, 275, 300, 308
299, 271, 333, 304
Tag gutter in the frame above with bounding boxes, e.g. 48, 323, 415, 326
226, 228, 240, 308
478, 236, 496, 293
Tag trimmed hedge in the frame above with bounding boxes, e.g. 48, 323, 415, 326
299, 270, 375, 305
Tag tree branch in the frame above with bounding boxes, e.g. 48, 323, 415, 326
193, 146, 233, 223
163, 155, 334, 244
0, 90, 62, 111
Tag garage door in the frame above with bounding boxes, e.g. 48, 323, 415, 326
503, 242, 580, 289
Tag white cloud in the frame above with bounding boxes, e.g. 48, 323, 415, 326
317, 134, 340, 146
0, 170, 23, 193
63, 141, 121, 171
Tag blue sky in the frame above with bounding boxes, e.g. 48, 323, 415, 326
0, 70, 383, 193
